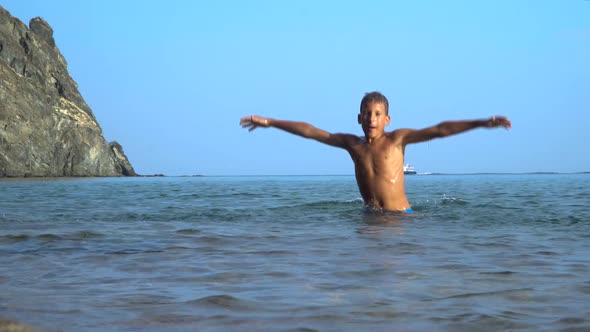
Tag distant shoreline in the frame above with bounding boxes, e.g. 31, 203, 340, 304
0, 172, 588, 181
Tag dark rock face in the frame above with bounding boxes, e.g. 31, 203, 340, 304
0, 319, 41, 332
109, 141, 136, 176
0, 5, 136, 177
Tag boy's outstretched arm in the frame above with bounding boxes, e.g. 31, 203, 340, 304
400, 116, 511, 145
240, 115, 354, 148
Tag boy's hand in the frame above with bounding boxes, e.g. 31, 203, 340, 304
487, 115, 512, 129
240, 115, 270, 131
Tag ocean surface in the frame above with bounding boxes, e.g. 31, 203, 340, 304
1, 174, 589, 332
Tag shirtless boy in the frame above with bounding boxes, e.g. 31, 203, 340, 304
240, 91, 511, 212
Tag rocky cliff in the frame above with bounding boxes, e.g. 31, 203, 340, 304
0, 5, 136, 177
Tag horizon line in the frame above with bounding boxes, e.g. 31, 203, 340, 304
155, 171, 590, 177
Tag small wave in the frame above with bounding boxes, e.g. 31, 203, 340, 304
107, 249, 165, 255
247, 249, 293, 256
439, 195, 467, 205
185, 294, 258, 312
0, 234, 31, 243
556, 317, 588, 325
535, 250, 559, 256
123, 294, 175, 305
37, 233, 63, 241
410, 194, 467, 212
1, 231, 104, 244
269, 198, 364, 211
301, 199, 362, 209
127, 313, 200, 325
283, 328, 320, 332
479, 270, 517, 275
176, 228, 201, 235
163, 245, 194, 250
431, 287, 533, 301
195, 235, 235, 245
187, 294, 239, 306
179, 192, 268, 200
64, 230, 105, 239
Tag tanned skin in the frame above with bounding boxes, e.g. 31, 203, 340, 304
240, 96, 511, 212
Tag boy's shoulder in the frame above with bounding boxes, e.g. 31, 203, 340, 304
386, 128, 412, 142
388, 127, 413, 135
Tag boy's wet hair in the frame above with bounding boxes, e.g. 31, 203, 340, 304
360, 91, 389, 115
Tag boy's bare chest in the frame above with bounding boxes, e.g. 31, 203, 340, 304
350, 140, 404, 169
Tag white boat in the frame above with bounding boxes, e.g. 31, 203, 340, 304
403, 163, 416, 175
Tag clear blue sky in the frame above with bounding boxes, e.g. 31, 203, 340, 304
3, 1, 589, 175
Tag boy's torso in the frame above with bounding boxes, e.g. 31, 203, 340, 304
347, 133, 411, 211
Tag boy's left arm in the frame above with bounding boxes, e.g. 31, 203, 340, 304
400, 116, 511, 145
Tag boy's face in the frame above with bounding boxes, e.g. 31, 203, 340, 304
358, 102, 390, 139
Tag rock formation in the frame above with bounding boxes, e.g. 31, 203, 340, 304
0, 5, 136, 177
0, 319, 41, 332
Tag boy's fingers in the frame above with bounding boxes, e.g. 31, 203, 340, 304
240, 116, 256, 129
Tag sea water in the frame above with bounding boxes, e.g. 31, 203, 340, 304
0, 174, 589, 332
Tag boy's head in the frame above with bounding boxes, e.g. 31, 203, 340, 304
360, 91, 389, 115
358, 91, 391, 138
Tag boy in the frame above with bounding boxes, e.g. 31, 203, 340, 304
240, 91, 511, 212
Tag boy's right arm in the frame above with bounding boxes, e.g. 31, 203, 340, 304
240, 115, 355, 149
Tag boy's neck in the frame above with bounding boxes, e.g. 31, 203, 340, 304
363, 133, 386, 144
